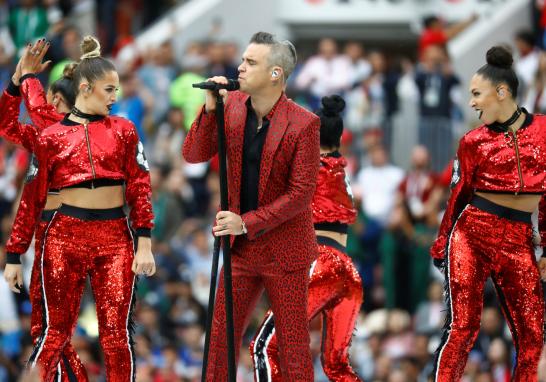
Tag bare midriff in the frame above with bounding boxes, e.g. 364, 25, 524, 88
475, 191, 541, 213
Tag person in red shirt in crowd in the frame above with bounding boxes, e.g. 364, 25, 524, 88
419, 14, 478, 58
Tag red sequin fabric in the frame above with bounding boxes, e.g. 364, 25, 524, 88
312, 154, 357, 225
431, 113, 546, 259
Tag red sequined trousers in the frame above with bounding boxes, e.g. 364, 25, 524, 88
250, 238, 363, 382
29, 215, 88, 381
206, 237, 314, 382
433, 203, 544, 381
28, 211, 136, 382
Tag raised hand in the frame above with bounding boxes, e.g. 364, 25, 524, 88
20, 39, 51, 76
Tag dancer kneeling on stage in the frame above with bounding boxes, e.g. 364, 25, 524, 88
4, 36, 155, 381
430, 45, 546, 381
250, 95, 363, 382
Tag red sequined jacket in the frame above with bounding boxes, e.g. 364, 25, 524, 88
0, 76, 64, 257
430, 112, 546, 259
183, 91, 320, 272
312, 153, 357, 225
3, 77, 154, 258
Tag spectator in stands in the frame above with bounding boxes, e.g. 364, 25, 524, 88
48, 24, 81, 84
523, 50, 546, 112
345, 50, 387, 135
205, 39, 238, 79
111, 70, 153, 144
295, 37, 351, 109
169, 50, 207, 131
415, 44, 461, 172
514, 30, 540, 103
418, 14, 478, 58
8, 0, 48, 58
138, 41, 177, 124
151, 106, 185, 167
354, 144, 403, 291
342, 40, 372, 87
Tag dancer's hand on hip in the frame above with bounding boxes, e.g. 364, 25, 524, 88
3, 264, 23, 293
539, 258, 546, 282
214, 211, 244, 236
132, 237, 156, 276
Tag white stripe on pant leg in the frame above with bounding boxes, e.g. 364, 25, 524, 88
309, 260, 317, 277
125, 276, 136, 381
31, 212, 58, 369
125, 219, 136, 381
434, 205, 468, 381
254, 313, 275, 382
57, 363, 61, 382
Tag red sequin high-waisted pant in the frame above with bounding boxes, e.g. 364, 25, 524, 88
30, 209, 88, 381
433, 196, 544, 381
28, 204, 137, 382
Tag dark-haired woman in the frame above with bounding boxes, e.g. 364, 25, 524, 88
1, 40, 88, 381
4, 36, 154, 381
430, 46, 546, 381
250, 95, 363, 382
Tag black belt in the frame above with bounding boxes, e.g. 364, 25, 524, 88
470, 195, 531, 224
58, 204, 125, 221
316, 235, 347, 254
314, 222, 348, 234
40, 209, 56, 222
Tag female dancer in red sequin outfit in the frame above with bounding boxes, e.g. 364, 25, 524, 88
250, 95, 363, 382
430, 46, 546, 381
3, 36, 155, 382
1, 40, 89, 381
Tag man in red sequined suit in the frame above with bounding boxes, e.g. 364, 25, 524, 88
0, 41, 88, 381
249, 95, 363, 382
430, 46, 546, 381
183, 32, 320, 381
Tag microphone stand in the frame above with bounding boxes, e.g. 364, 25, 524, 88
201, 89, 236, 382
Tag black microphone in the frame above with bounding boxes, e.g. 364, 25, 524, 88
192, 79, 240, 91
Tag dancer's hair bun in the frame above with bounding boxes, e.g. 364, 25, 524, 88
486, 46, 513, 70
80, 36, 101, 60
321, 95, 346, 117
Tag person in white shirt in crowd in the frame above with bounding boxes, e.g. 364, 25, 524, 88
354, 144, 404, 292
356, 145, 404, 226
342, 41, 372, 87
345, 50, 387, 132
514, 30, 541, 112
295, 37, 351, 109
514, 30, 540, 107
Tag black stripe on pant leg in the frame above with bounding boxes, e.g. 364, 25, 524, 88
62, 353, 77, 382
125, 219, 137, 382
492, 279, 519, 372
28, 214, 58, 369
253, 314, 276, 381
319, 312, 327, 369
431, 246, 453, 380
430, 206, 469, 381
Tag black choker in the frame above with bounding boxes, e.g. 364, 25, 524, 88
70, 107, 103, 121
487, 107, 522, 132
